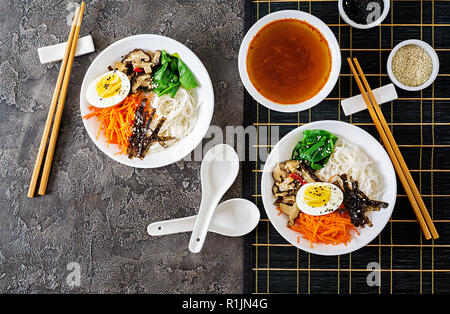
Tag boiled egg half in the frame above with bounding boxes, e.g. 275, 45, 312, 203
296, 182, 343, 216
86, 70, 130, 108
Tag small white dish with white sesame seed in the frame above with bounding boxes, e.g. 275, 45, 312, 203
387, 39, 439, 92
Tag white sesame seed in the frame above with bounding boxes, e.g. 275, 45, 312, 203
392, 44, 433, 87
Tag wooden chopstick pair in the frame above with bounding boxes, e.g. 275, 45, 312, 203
27, 2, 86, 198
347, 57, 439, 240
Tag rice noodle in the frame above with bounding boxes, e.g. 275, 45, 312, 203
150, 87, 198, 140
317, 138, 383, 199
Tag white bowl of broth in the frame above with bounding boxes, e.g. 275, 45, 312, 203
238, 10, 341, 113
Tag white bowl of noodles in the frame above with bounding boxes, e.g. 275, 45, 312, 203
261, 121, 397, 256
80, 34, 214, 168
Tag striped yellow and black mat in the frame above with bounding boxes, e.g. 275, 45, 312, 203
242, 0, 450, 294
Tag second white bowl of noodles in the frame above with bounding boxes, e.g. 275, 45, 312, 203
80, 34, 214, 168
261, 121, 397, 256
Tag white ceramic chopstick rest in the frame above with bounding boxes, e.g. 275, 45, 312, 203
188, 144, 240, 253
341, 83, 398, 116
38, 35, 95, 64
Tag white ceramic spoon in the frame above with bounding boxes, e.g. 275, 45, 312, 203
147, 198, 260, 237
188, 144, 239, 253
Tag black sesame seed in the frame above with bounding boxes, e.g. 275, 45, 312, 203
343, 0, 384, 25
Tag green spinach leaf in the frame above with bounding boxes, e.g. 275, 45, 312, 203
176, 57, 198, 90
291, 129, 338, 170
152, 50, 198, 97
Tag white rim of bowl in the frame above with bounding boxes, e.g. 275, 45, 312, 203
261, 120, 397, 256
79, 34, 214, 168
238, 10, 341, 113
338, 0, 390, 29
387, 39, 440, 91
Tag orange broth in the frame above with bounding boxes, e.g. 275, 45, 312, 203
247, 19, 332, 104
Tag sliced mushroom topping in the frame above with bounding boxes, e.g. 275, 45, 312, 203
143, 63, 153, 74
151, 50, 161, 67
277, 176, 295, 192
273, 162, 289, 182
273, 160, 301, 183
107, 49, 165, 94
283, 160, 301, 172
111, 61, 127, 73
283, 195, 297, 205
274, 191, 289, 198
122, 49, 154, 74
108, 61, 134, 77
123, 49, 151, 63
279, 203, 301, 227
272, 160, 307, 213
131, 74, 153, 93
272, 184, 280, 195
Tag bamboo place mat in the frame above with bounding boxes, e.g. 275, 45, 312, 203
242, 0, 450, 294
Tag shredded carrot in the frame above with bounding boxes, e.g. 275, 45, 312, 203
328, 174, 339, 183
83, 92, 147, 155
289, 211, 359, 248
276, 206, 283, 216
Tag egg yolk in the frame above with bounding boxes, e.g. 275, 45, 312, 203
96, 72, 122, 98
303, 184, 331, 208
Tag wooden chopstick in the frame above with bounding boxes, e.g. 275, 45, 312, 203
37, 1, 86, 196
352, 58, 439, 240
347, 57, 438, 240
27, 6, 81, 198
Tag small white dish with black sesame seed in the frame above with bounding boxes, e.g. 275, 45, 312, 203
387, 39, 439, 92
338, 0, 390, 29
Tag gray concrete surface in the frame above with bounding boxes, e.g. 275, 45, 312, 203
0, 0, 244, 293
